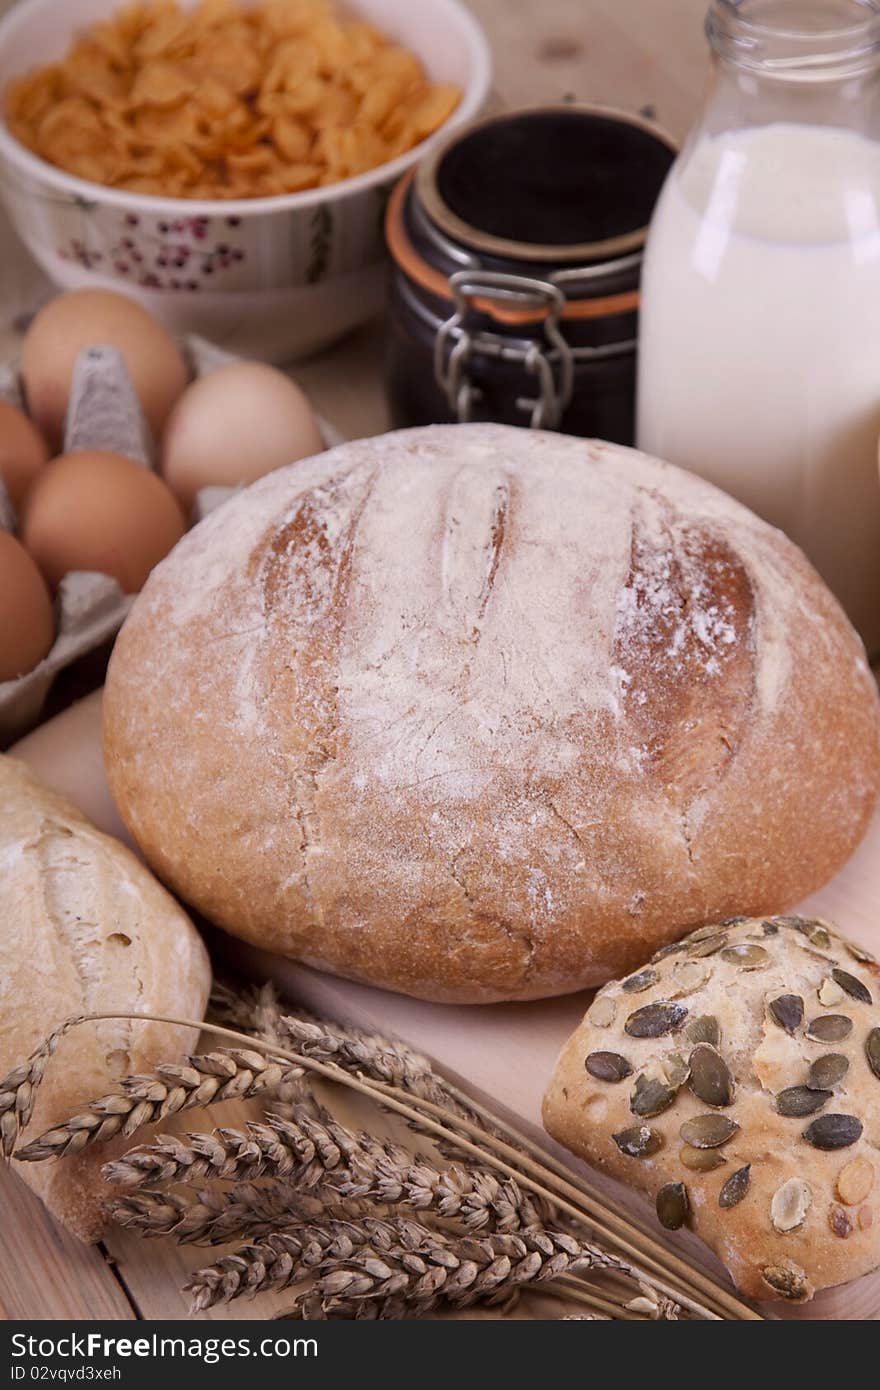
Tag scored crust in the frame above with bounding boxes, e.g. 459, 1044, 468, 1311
542, 915, 880, 1302
103, 424, 880, 1003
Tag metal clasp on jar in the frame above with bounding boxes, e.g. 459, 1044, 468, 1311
434, 270, 575, 429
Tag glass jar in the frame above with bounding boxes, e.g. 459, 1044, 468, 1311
386, 106, 676, 444
637, 0, 880, 653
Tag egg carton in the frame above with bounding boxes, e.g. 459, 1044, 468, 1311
0, 337, 341, 747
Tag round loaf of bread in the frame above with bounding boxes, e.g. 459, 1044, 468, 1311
103, 424, 880, 1004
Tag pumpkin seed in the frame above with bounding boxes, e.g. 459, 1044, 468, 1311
795, 920, 832, 949
685, 1014, 721, 1047
588, 995, 617, 1029
761, 1263, 810, 1301
865, 1027, 880, 1081
687, 935, 729, 960
656, 1182, 689, 1231
669, 959, 711, 998
836, 1157, 875, 1206
831, 968, 873, 1006
624, 1002, 688, 1039
808, 1054, 849, 1091
585, 1051, 633, 1084
829, 1204, 853, 1239
719, 1165, 751, 1209
622, 968, 659, 994
805, 1014, 853, 1043
846, 939, 876, 964
776, 1085, 831, 1118
613, 1125, 663, 1158
769, 994, 804, 1035
679, 1144, 727, 1172
679, 1113, 740, 1148
720, 916, 749, 927
630, 1075, 677, 1118
662, 1052, 691, 1088
689, 1043, 735, 1107
652, 941, 685, 961
858, 1206, 874, 1231
803, 1114, 863, 1150
720, 943, 770, 970
818, 977, 845, 1008
771, 1178, 812, 1233
689, 923, 728, 942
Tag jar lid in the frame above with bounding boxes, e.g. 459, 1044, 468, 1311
415, 104, 678, 266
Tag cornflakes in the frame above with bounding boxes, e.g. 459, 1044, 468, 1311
5, 0, 461, 200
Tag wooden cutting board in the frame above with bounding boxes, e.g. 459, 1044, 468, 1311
8, 690, 880, 1320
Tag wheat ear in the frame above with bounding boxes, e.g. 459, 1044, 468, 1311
105, 1105, 547, 1234
107, 1182, 349, 1247
186, 1217, 636, 1317
0, 1016, 89, 1157
15, 1049, 292, 1162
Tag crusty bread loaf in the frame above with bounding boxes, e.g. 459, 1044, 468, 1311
103, 424, 880, 1004
0, 755, 211, 1240
543, 915, 880, 1302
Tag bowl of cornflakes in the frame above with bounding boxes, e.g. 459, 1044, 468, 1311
0, 0, 491, 360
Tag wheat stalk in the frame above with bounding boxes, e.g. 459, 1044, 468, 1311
109, 1182, 344, 1247
104, 1106, 548, 1234
308, 1110, 547, 1231
15, 1049, 292, 1162
213, 984, 444, 1105
217, 992, 560, 1222
186, 1216, 639, 1317
216, 982, 493, 1135
216, 987, 669, 1260
205, 991, 737, 1312
185, 1215, 434, 1310
0, 1016, 87, 1157
103, 1104, 725, 1319
287, 1286, 522, 1321
210, 982, 288, 1042
1, 1009, 757, 1320
278, 1016, 459, 1111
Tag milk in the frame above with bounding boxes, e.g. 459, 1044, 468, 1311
637, 122, 880, 652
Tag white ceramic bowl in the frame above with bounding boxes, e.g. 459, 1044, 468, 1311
0, 0, 491, 361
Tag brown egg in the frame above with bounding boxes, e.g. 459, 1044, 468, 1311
0, 400, 49, 508
161, 361, 325, 511
21, 451, 186, 594
0, 531, 54, 681
21, 290, 189, 450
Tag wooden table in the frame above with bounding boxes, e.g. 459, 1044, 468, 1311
0, 0, 721, 1323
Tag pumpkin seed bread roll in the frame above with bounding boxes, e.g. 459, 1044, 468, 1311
543, 915, 880, 1302
103, 425, 880, 1003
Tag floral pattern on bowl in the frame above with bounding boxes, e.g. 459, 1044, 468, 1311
56, 200, 251, 293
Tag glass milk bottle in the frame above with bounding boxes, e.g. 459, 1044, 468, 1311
637, 0, 880, 652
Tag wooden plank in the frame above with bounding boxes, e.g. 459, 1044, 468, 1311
0, 1166, 135, 1321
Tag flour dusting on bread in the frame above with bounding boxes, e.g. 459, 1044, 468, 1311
103, 425, 880, 1003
